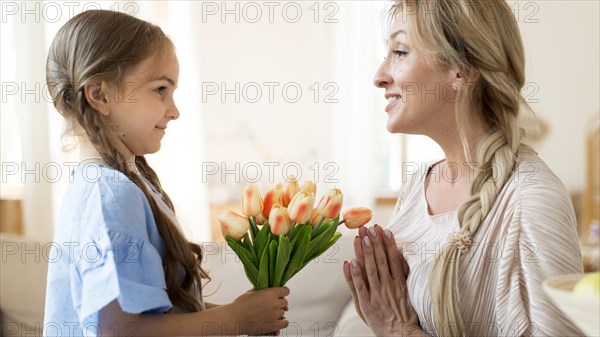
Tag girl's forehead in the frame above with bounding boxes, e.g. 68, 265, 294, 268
126, 48, 178, 82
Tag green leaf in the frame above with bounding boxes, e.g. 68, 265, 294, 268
281, 225, 311, 285
257, 243, 270, 290
241, 233, 258, 265
225, 236, 259, 284
255, 222, 271, 262
290, 224, 310, 248
306, 231, 342, 263
248, 216, 259, 241
273, 235, 290, 287
306, 220, 337, 261
268, 240, 278, 287
311, 219, 332, 239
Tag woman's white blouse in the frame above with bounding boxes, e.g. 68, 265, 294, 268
387, 148, 584, 337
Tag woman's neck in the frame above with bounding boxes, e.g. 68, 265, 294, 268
428, 118, 489, 185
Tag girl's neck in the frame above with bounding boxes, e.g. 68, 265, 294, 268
78, 136, 139, 174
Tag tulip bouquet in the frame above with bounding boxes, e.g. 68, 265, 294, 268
218, 178, 373, 290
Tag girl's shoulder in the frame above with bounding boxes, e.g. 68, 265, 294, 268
61, 163, 155, 240
69, 163, 146, 202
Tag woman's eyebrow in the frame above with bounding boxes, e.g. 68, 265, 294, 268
390, 29, 406, 40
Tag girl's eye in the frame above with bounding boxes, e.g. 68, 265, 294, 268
155, 86, 167, 96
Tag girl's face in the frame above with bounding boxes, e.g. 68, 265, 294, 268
373, 19, 459, 136
105, 48, 180, 157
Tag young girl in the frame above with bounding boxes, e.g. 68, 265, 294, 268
44, 10, 289, 336
343, 1, 583, 336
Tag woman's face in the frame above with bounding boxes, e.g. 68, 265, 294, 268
373, 19, 459, 136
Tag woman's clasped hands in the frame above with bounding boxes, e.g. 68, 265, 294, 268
343, 225, 428, 337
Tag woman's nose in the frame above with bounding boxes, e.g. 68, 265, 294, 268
373, 61, 392, 88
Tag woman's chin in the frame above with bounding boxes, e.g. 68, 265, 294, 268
386, 120, 407, 134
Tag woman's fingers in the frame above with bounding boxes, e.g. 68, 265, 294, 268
358, 226, 368, 238
353, 235, 369, 289
343, 261, 368, 324
349, 258, 371, 304
368, 225, 392, 283
383, 228, 406, 283
343, 261, 359, 299
361, 233, 381, 290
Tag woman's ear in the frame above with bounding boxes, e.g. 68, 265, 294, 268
84, 82, 111, 116
450, 68, 479, 91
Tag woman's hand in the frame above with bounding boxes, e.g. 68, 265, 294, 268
343, 225, 424, 337
229, 286, 290, 335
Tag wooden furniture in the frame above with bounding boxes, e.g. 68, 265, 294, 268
0, 199, 23, 234
582, 119, 600, 238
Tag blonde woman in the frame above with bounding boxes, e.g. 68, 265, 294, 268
343, 1, 583, 336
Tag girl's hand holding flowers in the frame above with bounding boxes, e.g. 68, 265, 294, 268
230, 287, 290, 335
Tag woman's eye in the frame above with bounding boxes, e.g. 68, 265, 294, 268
393, 50, 408, 58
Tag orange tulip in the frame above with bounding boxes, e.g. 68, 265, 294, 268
269, 204, 292, 235
287, 191, 315, 224
308, 208, 325, 228
299, 180, 317, 195
283, 176, 299, 207
317, 188, 344, 219
242, 184, 263, 217
218, 210, 250, 240
342, 207, 373, 229
262, 185, 284, 219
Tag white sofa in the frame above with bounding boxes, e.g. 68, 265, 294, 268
0, 233, 373, 336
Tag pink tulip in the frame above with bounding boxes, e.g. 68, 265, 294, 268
299, 180, 317, 195
262, 185, 284, 219
218, 210, 250, 240
287, 191, 315, 224
317, 188, 343, 219
342, 207, 373, 229
269, 204, 292, 235
308, 208, 325, 228
283, 176, 299, 207
242, 184, 263, 217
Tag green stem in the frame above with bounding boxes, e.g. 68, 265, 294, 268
244, 233, 258, 264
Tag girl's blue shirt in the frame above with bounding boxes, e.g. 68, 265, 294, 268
43, 163, 173, 336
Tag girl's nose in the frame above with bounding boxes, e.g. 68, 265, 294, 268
167, 103, 180, 120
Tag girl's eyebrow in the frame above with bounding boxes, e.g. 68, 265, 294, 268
152, 75, 177, 87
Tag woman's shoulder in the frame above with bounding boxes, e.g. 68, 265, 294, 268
510, 146, 570, 198
501, 147, 576, 228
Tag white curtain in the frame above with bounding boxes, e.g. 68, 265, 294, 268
331, 2, 388, 211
